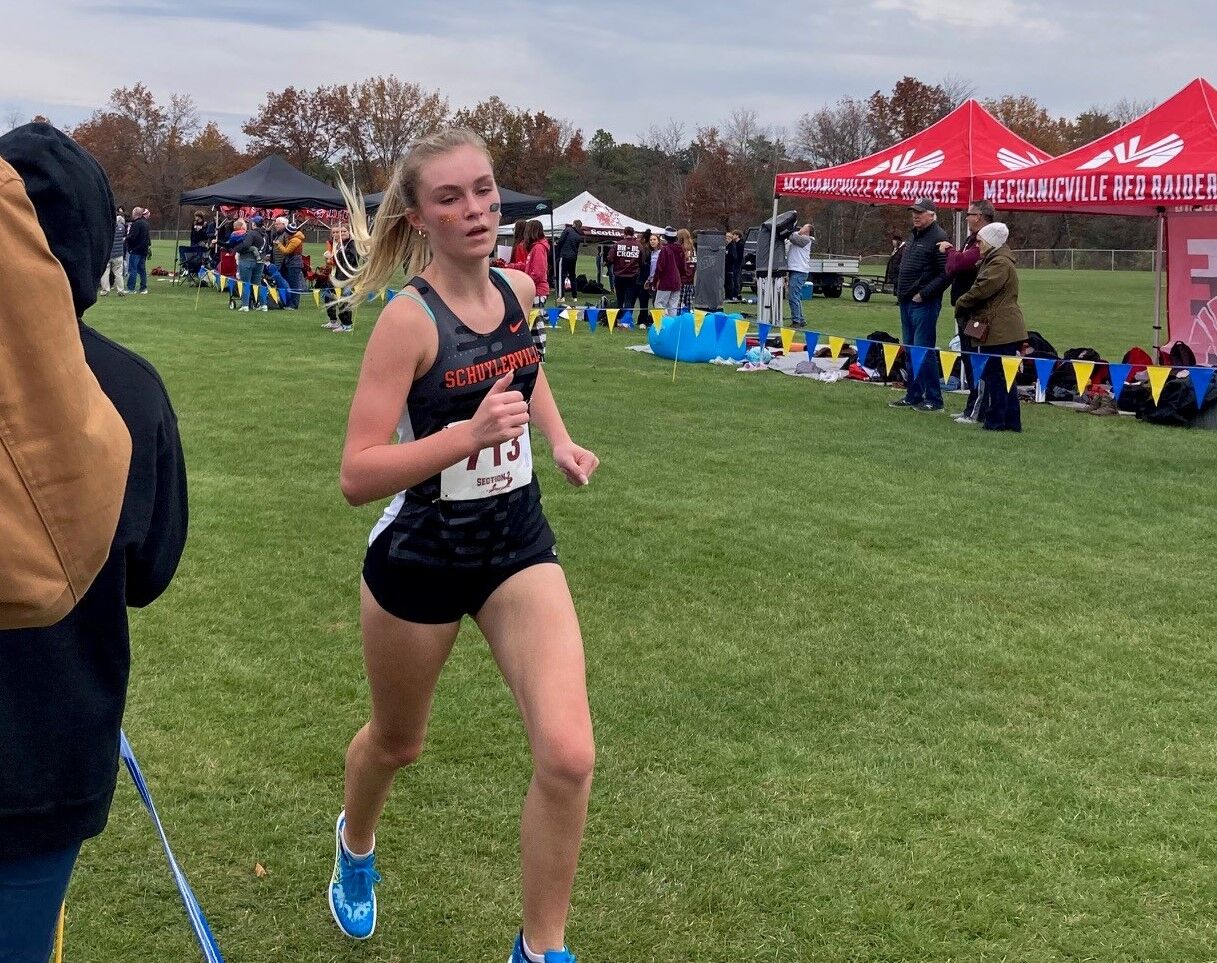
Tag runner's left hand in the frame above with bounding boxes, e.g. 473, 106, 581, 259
553, 442, 600, 487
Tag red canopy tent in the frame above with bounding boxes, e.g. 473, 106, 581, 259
774, 99, 1052, 209
977, 78, 1217, 358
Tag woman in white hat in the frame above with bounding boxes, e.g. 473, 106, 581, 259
952, 222, 1028, 432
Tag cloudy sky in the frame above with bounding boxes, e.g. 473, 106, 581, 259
4, 0, 1215, 144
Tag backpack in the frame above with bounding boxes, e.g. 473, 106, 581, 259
1159, 340, 1197, 368
1017, 330, 1058, 386
1047, 346, 1103, 400
863, 330, 902, 379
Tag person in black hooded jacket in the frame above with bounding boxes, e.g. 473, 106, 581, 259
0, 123, 188, 963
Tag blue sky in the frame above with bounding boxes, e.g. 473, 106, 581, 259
4, 0, 1215, 144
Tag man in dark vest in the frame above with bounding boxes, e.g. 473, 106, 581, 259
889, 197, 949, 412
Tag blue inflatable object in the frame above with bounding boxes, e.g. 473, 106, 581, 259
647, 311, 747, 363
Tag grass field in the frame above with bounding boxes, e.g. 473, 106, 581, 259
69, 249, 1217, 962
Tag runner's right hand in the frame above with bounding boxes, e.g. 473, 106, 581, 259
470, 371, 528, 449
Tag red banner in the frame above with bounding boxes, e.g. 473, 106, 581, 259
1167, 212, 1217, 365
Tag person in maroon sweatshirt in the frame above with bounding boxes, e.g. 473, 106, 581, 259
608, 226, 643, 317
651, 227, 684, 316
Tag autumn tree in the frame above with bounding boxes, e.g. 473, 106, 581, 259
867, 76, 952, 147
983, 95, 1069, 156
342, 76, 449, 189
242, 85, 348, 175
681, 129, 760, 230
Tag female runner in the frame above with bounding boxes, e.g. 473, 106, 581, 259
327, 129, 598, 963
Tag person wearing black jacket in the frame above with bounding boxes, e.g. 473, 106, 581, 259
323, 225, 359, 332
0, 123, 188, 963
125, 206, 152, 294
889, 197, 950, 412
555, 219, 583, 296
724, 230, 745, 301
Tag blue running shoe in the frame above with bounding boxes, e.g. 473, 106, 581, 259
509, 929, 577, 963
327, 810, 382, 940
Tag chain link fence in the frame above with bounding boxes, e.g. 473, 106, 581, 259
1010, 249, 1158, 271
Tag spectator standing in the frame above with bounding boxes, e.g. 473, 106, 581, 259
98, 211, 126, 297
936, 200, 996, 423
883, 233, 906, 286
274, 216, 306, 310
953, 222, 1027, 432
124, 206, 151, 294
0, 121, 188, 963
785, 223, 815, 328
676, 228, 696, 313
608, 226, 642, 318
507, 219, 551, 360
323, 224, 358, 332
510, 219, 528, 265
651, 228, 684, 316
889, 198, 949, 412
724, 229, 744, 301
555, 218, 584, 297
637, 229, 655, 322
231, 217, 267, 312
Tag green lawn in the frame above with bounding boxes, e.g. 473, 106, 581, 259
70, 255, 1217, 962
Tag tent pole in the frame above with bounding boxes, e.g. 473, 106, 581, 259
764, 195, 779, 327
954, 209, 962, 248
1153, 211, 1165, 355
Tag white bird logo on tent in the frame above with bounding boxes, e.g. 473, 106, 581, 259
858, 149, 945, 178
997, 148, 1049, 171
1078, 133, 1184, 170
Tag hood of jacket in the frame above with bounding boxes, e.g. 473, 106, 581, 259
0, 123, 115, 318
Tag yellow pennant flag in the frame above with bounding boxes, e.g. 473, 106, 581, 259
1073, 361, 1095, 395
567, 311, 578, 334
692, 310, 706, 336
651, 309, 664, 327
379, 288, 387, 302
780, 327, 796, 354
606, 309, 618, 330
882, 342, 902, 374
1147, 365, 1171, 404
1001, 355, 1021, 391
252, 284, 262, 305
312, 289, 321, 307
939, 350, 959, 383
734, 318, 750, 346
268, 286, 280, 305
828, 335, 845, 359
529, 308, 540, 324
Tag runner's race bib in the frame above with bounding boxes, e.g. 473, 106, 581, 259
440, 421, 533, 501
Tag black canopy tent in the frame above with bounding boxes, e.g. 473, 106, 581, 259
175, 155, 347, 280
363, 186, 552, 222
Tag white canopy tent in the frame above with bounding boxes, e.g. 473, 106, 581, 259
498, 191, 666, 240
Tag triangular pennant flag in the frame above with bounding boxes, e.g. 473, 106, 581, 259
1033, 358, 1056, 391
236, 280, 243, 299
547, 307, 561, 327
312, 288, 321, 307
714, 313, 728, 339
251, 284, 261, 305
606, 309, 618, 331
969, 352, 989, 384
268, 285, 280, 305
1106, 363, 1131, 400
734, 318, 750, 347
1001, 355, 1021, 391
1147, 365, 1171, 404
529, 308, 540, 324
828, 335, 845, 359
620, 309, 633, 328
586, 308, 599, 332
1189, 367, 1215, 407
567, 311, 578, 334
693, 310, 706, 336
379, 288, 388, 302
855, 338, 873, 367
907, 345, 930, 377
651, 309, 664, 327
883, 342, 902, 375
386, 289, 396, 301
757, 323, 771, 346
780, 328, 796, 354
939, 350, 959, 382
804, 330, 820, 354
1073, 361, 1095, 395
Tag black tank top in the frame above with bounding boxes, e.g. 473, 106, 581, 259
368, 269, 553, 568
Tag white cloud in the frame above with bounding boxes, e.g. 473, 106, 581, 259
871, 0, 1063, 39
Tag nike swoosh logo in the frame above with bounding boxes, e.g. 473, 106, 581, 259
509, 320, 523, 333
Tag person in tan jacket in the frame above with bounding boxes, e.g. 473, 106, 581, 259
953, 222, 1028, 432
0, 156, 130, 629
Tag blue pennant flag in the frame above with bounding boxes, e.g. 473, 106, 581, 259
120, 732, 226, 962
908, 345, 931, 378
366, 291, 378, 303
385, 288, 397, 301
757, 322, 771, 346
1107, 363, 1132, 400
1189, 366, 1215, 406
586, 308, 598, 331
855, 339, 873, 367
1033, 357, 1056, 391
713, 312, 728, 339
969, 352, 990, 384
804, 330, 821, 354
547, 307, 561, 327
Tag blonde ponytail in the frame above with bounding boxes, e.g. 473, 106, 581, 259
337, 127, 492, 313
